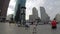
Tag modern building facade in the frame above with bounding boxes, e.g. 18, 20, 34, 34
40, 7, 50, 24
14, 0, 26, 25
29, 7, 39, 22
32, 7, 38, 19
0, 0, 10, 21
55, 14, 60, 23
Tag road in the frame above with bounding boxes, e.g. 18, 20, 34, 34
0, 22, 60, 34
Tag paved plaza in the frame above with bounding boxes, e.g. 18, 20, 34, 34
0, 22, 60, 34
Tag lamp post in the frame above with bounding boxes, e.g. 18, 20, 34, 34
20, 7, 26, 25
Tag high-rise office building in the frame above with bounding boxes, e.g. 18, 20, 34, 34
14, 0, 26, 25
15, 4, 21, 22
40, 7, 50, 24
29, 7, 39, 22
32, 7, 38, 19
55, 14, 60, 23
0, 0, 10, 21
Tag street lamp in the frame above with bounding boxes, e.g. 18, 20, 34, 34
20, 7, 26, 25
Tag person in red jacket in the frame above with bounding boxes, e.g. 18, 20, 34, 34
51, 18, 57, 29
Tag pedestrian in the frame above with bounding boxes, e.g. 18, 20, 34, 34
31, 22, 33, 25
25, 23, 30, 30
51, 18, 57, 29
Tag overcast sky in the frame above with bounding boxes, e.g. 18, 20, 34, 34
7, 0, 60, 20
26, 0, 60, 20
7, 0, 16, 16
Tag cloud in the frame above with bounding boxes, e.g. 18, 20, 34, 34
43, 0, 60, 20
26, 0, 45, 20
7, 0, 16, 16
7, 8, 14, 15
7, 0, 60, 20
26, 0, 60, 20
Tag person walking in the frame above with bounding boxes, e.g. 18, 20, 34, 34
51, 18, 57, 29
25, 23, 30, 30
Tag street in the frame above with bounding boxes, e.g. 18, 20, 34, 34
0, 22, 60, 34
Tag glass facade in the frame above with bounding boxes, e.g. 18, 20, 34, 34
14, 0, 26, 25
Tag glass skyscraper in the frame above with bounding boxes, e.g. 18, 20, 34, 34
14, 0, 26, 25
